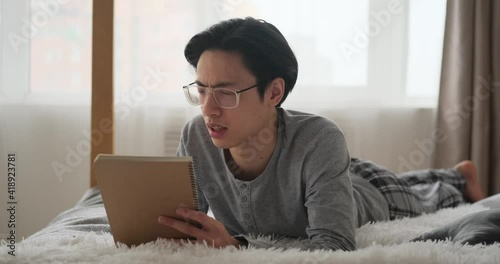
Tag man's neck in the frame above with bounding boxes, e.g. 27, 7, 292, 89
226, 116, 278, 181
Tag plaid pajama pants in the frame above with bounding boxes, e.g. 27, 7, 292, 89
350, 158, 466, 220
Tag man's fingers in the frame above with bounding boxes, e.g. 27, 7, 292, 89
159, 213, 236, 248
158, 216, 207, 239
176, 208, 214, 230
158, 209, 228, 247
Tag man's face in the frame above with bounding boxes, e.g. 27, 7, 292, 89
196, 50, 275, 150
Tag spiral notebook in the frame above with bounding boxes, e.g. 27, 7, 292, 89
93, 154, 200, 247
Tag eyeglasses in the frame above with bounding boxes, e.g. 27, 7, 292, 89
182, 82, 259, 109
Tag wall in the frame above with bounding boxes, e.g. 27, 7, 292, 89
319, 108, 436, 174
0, 105, 90, 241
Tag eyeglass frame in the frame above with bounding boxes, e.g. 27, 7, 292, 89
182, 81, 262, 109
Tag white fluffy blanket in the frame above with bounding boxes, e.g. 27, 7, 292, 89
1, 204, 499, 264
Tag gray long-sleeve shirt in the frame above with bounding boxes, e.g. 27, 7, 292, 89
177, 108, 389, 251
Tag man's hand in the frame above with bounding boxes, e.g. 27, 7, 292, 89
158, 207, 244, 249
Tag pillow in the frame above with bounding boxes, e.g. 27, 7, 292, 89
25, 187, 110, 242
474, 193, 500, 209
411, 209, 500, 245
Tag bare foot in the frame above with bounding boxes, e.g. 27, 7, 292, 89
454, 160, 486, 202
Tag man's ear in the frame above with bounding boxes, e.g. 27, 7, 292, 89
266, 78, 285, 107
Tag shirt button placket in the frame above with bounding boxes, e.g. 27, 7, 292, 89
239, 183, 254, 232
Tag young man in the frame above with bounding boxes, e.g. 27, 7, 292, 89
157, 17, 486, 251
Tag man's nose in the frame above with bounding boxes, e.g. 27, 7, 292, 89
201, 91, 221, 116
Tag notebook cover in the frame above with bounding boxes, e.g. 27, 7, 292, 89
93, 154, 199, 247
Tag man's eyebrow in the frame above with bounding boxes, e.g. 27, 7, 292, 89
195, 80, 236, 88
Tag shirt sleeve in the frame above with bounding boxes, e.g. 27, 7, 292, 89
302, 128, 356, 251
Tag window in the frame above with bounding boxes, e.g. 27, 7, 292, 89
112, 0, 446, 109
1, 0, 446, 108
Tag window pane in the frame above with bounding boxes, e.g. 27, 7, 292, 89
406, 0, 446, 99
114, 0, 199, 99
30, 0, 92, 93
251, 0, 368, 87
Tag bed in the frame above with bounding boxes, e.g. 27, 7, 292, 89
2, 1, 500, 263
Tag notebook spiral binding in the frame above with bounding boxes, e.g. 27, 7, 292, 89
189, 157, 200, 211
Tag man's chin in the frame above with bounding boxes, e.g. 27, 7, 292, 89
211, 138, 232, 149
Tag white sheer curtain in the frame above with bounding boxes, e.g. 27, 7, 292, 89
0, 0, 92, 240
0, 0, 446, 240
